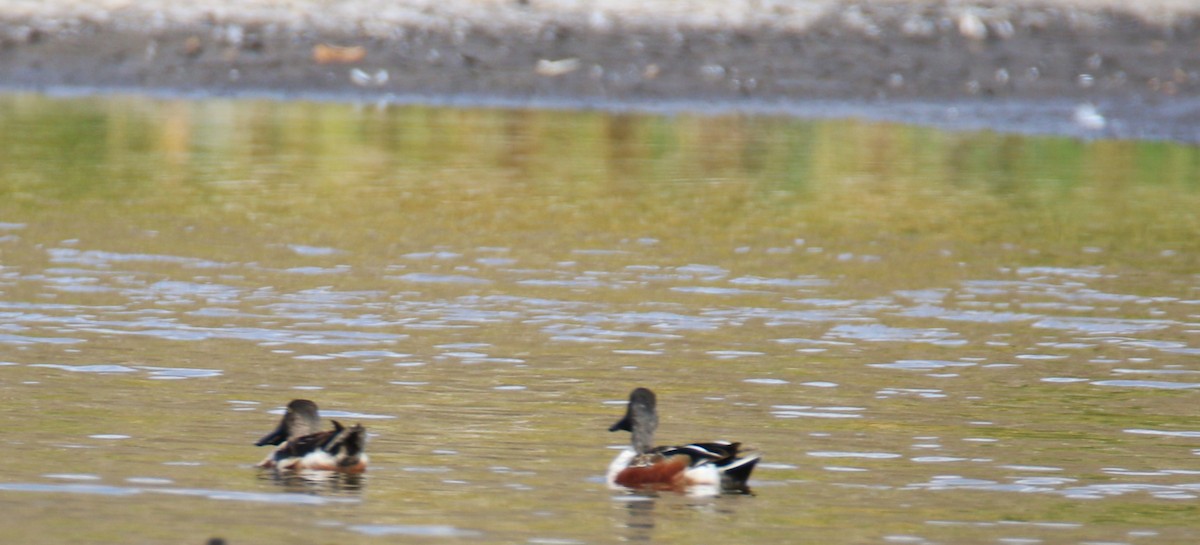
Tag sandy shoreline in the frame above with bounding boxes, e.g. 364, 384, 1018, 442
2, 0, 1199, 140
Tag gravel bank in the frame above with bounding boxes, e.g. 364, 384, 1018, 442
2, 0, 1199, 140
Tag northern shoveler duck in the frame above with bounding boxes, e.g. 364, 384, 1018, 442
607, 387, 760, 495
255, 399, 369, 473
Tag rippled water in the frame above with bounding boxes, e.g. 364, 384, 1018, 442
2, 93, 1200, 544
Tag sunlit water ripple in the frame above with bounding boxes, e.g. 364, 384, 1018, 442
1, 94, 1199, 544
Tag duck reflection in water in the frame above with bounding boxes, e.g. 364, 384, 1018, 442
615, 488, 757, 542
256, 466, 365, 493
618, 495, 657, 543
254, 399, 369, 474
607, 388, 760, 496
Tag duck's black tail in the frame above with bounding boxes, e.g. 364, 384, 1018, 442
341, 424, 368, 458
718, 453, 761, 493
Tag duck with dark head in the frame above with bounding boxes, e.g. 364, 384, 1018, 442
607, 387, 760, 495
255, 399, 368, 473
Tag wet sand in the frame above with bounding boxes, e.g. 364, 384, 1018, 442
2, 0, 1199, 140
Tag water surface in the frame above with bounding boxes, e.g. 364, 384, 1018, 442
2, 94, 1200, 543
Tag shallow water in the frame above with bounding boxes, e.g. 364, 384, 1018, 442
2, 93, 1200, 544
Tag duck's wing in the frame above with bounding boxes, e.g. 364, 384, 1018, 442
658, 441, 760, 492
273, 429, 336, 459
656, 441, 742, 466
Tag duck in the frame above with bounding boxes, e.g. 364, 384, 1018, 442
254, 399, 369, 473
606, 387, 760, 495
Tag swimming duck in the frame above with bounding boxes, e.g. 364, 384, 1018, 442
255, 399, 369, 473
607, 387, 760, 495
